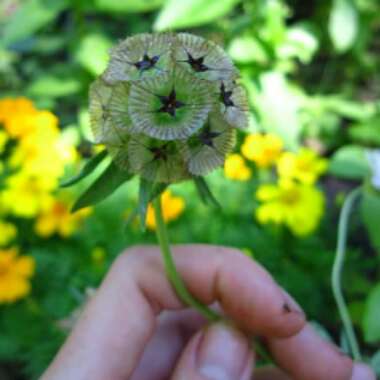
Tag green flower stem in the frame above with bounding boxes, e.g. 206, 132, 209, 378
152, 195, 220, 322
332, 187, 362, 361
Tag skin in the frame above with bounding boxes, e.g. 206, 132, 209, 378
41, 245, 375, 380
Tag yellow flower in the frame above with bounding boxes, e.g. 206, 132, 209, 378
241, 133, 283, 168
35, 200, 91, 238
146, 190, 185, 230
0, 248, 35, 304
224, 154, 252, 181
277, 148, 328, 185
0, 221, 17, 247
256, 180, 325, 236
1, 173, 54, 217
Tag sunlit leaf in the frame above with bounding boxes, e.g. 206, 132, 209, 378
138, 178, 153, 230
75, 34, 112, 76
328, 0, 358, 53
254, 72, 301, 149
154, 0, 240, 30
94, 0, 164, 13
228, 35, 269, 64
26, 75, 81, 98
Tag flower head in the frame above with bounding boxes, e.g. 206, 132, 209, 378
241, 133, 283, 168
89, 32, 248, 183
277, 148, 328, 185
35, 200, 91, 238
0, 248, 35, 304
224, 154, 252, 181
255, 180, 325, 236
146, 190, 185, 230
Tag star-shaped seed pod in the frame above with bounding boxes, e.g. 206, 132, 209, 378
179, 111, 236, 176
128, 66, 217, 140
174, 33, 238, 81
128, 135, 191, 183
103, 33, 174, 84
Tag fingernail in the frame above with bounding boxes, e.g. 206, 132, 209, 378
197, 323, 250, 380
281, 290, 304, 315
351, 363, 376, 380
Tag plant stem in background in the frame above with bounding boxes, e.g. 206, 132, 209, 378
153, 195, 220, 322
332, 187, 362, 361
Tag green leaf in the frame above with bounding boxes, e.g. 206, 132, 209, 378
1, 0, 67, 47
194, 177, 220, 208
328, 0, 358, 53
361, 189, 380, 251
228, 36, 269, 64
329, 145, 370, 180
94, 0, 164, 13
26, 75, 81, 98
72, 161, 133, 212
350, 116, 380, 148
154, 0, 240, 30
363, 282, 380, 343
75, 34, 113, 76
370, 350, 380, 375
60, 150, 108, 188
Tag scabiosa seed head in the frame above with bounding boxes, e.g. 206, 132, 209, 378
89, 32, 249, 183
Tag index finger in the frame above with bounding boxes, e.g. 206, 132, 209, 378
42, 245, 305, 380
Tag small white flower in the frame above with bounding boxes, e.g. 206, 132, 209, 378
367, 149, 380, 190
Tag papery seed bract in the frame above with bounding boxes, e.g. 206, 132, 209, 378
180, 111, 236, 176
219, 81, 249, 130
103, 33, 175, 84
174, 33, 238, 81
128, 66, 216, 140
128, 135, 191, 183
89, 79, 129, 146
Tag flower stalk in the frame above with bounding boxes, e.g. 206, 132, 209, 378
332, 186, 362, 361
152, 195, 220, 321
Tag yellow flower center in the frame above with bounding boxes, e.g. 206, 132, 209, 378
280, 188, 301, 205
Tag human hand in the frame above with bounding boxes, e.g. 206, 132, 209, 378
41, 245, 375, 380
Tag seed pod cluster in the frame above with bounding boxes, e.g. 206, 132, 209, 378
89, 33, 249, 183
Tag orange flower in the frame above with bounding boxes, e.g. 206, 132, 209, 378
0, 248, 35, 304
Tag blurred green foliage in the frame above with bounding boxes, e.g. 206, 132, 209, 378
1, 0, 380, 378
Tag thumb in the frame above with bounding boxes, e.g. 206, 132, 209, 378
171, 323, 254, 380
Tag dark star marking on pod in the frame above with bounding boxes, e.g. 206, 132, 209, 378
150, 145, 168, 161
220, 82, 234, 107
198, 126, 221, 147
134, 54, 159, 72
185, 52, 209, 72
157, 89, 185, 117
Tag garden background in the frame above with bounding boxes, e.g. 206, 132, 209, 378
0, 0, 380, 378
